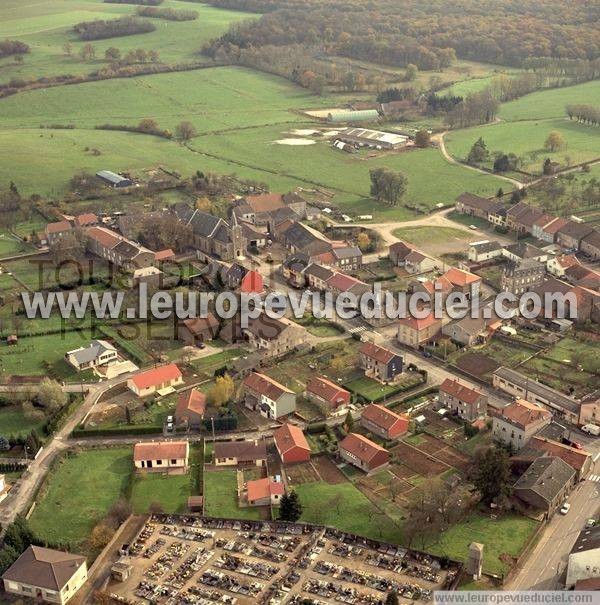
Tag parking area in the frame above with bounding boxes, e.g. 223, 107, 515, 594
102, 515, 461, 604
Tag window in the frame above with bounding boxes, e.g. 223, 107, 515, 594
156, 459, 163, 465
171, 459, 177, 465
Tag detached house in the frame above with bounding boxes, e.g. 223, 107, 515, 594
178, 314, 220, 345
133, 441, 189, 474
274, 423, 311, 464
43, 220, 72, 246
244, 313, 307, 358
306, 376, 351, 412
389, 242, 436, 274
214, 440, 267, 467
2, 546, 87, 605
245, 477, 285, 506
243, 371, 296, 419
360, 404, 409, 440
65, 339, 118, 371
359, 342, 403, 383
339, 433, 389, 473
490, 398, 552, 451
397, 313, 441, 348
439, 379, 487, 421
127, 363, 183, 397
175, 388, 206, 429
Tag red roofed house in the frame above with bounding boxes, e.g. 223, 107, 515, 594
243, 372, 296, 419
178, 313, 220, 345
43, 220, 72, 245
155, 248, 175, 263
396, 312, 442, 348
490, 399, 552, 451
274, 422, 311, 464
73, 212, 98, 228
326, 272, 361, 294
245, 477, 285, 506
175, 388, 206, 429
133, 440, 189, 474
360, 404, 408, 440
339, 433, 389, 473
443, 267, 482, 298
528, 437, 593, 481
127, 363, 183, 397
439, 378, 487, 421
306, 375, 351, 412
547, 254, 581, 278
240, 269, 264, 294
359, 342, 403, 383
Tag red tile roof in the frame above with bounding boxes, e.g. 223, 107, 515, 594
155, 248, 175, 261
247, 477, 284, 502
306, 376, 350, 405
176, 388, 206, 418
440, 379, 484, 405
133, 440, 188, 462
361, 403, 408, 432
240, 270, 264, 294
326, 272, 360, 292
444, 267, 481, 287
74, 213, 98, 227
359, 342, 398, 364
530, 437, 591, 473
543, 217, 569, 235
274, 423, 310, 455
87, 226, 121, 249
243, 372, 293, 401
340, 433, 387, 463
130, 363, 182, 391
46, 220, 72, 234
246, 193, 284, 213
491, 398, 551, 429
397, 312, 440, 331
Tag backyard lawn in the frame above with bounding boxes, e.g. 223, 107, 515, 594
423, 512, 539, 576
130, 473, 192, 514
0, 405, 44, 438
203, 469, 261, 520
29, 447, 132, 549
295, 480, 403, 545
345, 374, 422, 402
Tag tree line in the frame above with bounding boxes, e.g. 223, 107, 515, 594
0, 39, 29, 59
104, 0, 163, 4
73, 16, 156, 41
566, 104, 600, 127
137, 6, 198, 21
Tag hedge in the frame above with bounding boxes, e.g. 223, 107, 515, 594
72, 425, 162, 438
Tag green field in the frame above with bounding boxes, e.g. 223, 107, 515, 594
29, 447, 132, 548
424, 512, 538, 576
295, 480, 403, 544
130, 473, 192, 514
203, 469, 262, 520
0, 405, 45, 438
0, 230, 33, 257
0, 0, 254, 85
445, 118, 600, 175
392, 225, 473, 247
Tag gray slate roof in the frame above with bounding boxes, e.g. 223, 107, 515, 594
514, 456, 575, 505
67, 340, 116, 365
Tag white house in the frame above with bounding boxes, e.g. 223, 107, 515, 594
567, 526, 600, 588
65, 340, 118, 371
127, 364, 183, 397
133, 441, 189, 474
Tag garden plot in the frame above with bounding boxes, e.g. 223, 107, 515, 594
389, 442, 451, 476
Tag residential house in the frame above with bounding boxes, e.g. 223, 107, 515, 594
274, 423, 311, 464
175, 388, 206, 429
389, 241, 436, 274
455, 193, 505, 223
172, 204, 246, 261
1, 546, 87, 605
241, 221, 268, 249
339, 433, 389, 473
243, 371, 296, 419
282, 253, 310, 287
44, 220, 72, 245
133, 441, 189, 474
65, 340, 118, 371
178, 314, 220, 345
86, 226, 155, 270
547, 254, 580, 277
214, 440, 267, 467
443, 267, 482, 297
500, 258, 545, 295
73, 212, 98, 228
506, 203, 545, 235
566, 526, 600, 588
531, 214, 558, 241
441, 314, 497, 347
389, 241, 412, 266
564, 264, 600, 290
580, 391, 600, 427
246, 477, 285, 506
305, 263, 335, 291
556, 221, 595, 251
490, 398, 552, 451
539, 217, 569, 244
281, 221, 331, 257
360, 404, 408, 440
502, 242, 548, 264
328, 244, 363, 271
154, 248, 175, 263
397, 313, 441, 348
222, 263, 248, 288
492, 367, 581, 424
528, 437, 592, 481
359, 342, 403, 382
243, 314, 307, 358
513, 456, 575, 516
234, 192, 307, 227
131, 266, 163, 287
306, 376, 351, 412
468, 240, 503, 263
581, 229, 600, 260
127, 364, 183, 397
438, 379, 487, 421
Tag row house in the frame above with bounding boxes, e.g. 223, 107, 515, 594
556, 221, 595, 252
438, 378, 487, 421
490, 398, 552, 451
455, 193, 506, 224
397, 312, 442, 348
359, 341, 403, 383
581, 230, 600, 260
243, 371, 296, 419
86, 226, 155, 270
243, 313, 307, 358
500, 258, 546, 295
360, 403, 409, 440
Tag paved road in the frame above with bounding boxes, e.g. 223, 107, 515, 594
509, 470, 600, 589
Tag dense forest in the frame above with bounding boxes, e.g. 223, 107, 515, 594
204, 0, 599, 69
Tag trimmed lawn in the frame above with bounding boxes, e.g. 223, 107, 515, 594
190, 349, 246, 374
203, 469, 261, 520
0, 405, 45, 438
130, 473, 191, 514
423, 512, 538, 576
29, 447, 131, 548
295, 480, 403, 544
345, 376, 409, 401
392, 226, 473, 247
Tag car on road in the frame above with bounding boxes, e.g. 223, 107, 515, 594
560, 502, 571, 515
586, 518, 596, 528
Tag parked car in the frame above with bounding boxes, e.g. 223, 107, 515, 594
562, 437, 583, 449
560, 502, 571, 515
586, 519, 596, 528
582, 424, 600, 436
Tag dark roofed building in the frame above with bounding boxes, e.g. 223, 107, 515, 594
556, 221, 595, 251
567, 526, 600, 587
580, 229, 600, 260
214, 439, 267, 466
513, 456, 575, 515
359, 342, 403, 382
177, 314, 220, 345
282, 221, 331, 256
455, 193, 505, 220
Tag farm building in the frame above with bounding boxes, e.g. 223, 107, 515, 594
336, 127, 408, 150
327, 109, 379, 123
96, 170, 133, 188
